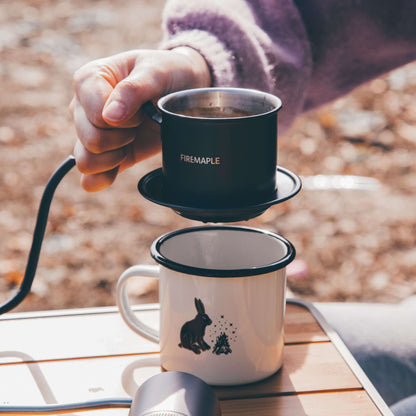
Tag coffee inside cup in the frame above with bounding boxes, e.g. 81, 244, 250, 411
177, 106, 257, 118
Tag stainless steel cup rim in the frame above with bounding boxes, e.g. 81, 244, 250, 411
157, 87, 283, 120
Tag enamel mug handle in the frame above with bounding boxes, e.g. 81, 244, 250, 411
116, 265, 160, 343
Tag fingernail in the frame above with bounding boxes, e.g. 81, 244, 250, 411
103, 100, 127, 122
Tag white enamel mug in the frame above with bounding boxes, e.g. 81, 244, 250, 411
116, 226, 295, 386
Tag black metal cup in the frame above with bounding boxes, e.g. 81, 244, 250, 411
145, 87, 282, 208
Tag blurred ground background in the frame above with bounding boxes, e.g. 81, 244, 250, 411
1, 0, 416, 312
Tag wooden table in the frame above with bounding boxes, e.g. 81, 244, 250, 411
0, 299, 392, 415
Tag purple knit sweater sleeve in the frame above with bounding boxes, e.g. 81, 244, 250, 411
160, 0, 416, 133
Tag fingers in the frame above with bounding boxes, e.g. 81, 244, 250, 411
100, 48, 210, 126
102, 62, 165, 126
70, 48, 211, 192
80, 168, 120, 193
70, 51, 170, 192
71, 97, 136, 154
73, 139, 125, 193
72, 62, 114, 129
73, 140, 126, 175
73, 118, 161, 192
72, 54, 145, 128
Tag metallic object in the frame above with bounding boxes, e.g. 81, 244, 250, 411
129, 372, 221, 416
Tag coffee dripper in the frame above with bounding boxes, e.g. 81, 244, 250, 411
140, 88, 301, 222
0, 87, 301, 315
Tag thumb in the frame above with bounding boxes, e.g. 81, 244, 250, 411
102, 66, 161, 126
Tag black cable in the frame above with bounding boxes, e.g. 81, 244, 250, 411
0, 155, 76, 315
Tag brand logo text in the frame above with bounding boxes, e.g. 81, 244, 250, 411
180, 154, 220, 165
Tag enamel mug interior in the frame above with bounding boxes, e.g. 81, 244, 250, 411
153, 225, 294, 276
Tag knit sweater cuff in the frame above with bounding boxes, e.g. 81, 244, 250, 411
160, 30, 235, 87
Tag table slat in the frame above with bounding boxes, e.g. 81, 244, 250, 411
0, 392, 382, 416
221, 391, 382, 415
0, 343, 360, 405
0, 310, 160, 364
0, 355, 378, 416
285, 303, 329, 343
215, 342, 361, 399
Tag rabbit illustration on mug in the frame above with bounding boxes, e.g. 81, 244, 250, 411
178, 298, 212, 354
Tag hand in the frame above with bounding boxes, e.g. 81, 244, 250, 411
70, 47, 211, 191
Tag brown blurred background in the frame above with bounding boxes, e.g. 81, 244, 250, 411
1, 0, 416, 312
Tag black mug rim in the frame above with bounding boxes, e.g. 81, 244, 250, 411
157, 87, 283, 120
150, 225, 296, 278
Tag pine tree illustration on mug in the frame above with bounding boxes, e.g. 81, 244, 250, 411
212, 332, 232, 355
